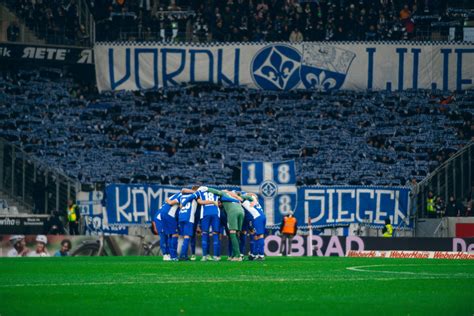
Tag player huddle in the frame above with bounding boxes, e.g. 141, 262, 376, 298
152, 186, 266, 262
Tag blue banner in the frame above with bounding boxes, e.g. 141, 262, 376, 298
105, 184, 182, 225
299, 186, 411, 229
105, 183, 411, 229
241, 160, 297, 225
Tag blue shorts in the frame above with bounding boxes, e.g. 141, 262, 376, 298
154, 218, 163, 233
252, 215, 266, 235
200, 215, 220, 234
179, 221, 195, 237
242, 217, 251, 232
162, 214, 178, 235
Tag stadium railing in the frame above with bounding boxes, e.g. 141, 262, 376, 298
0, 138, 80, 215
415, 141, 473, 218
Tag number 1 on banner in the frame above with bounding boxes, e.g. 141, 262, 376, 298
247, 163, 257, 184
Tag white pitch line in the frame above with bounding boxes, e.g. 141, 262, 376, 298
1, 274, 473, 288
346, 263, 474, 277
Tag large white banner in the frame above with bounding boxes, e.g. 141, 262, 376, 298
94, 42, 474, 92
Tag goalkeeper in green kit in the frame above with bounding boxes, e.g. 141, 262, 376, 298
184, 187, 253, 261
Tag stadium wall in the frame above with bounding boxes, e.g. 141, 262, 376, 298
94, 41, 474, 92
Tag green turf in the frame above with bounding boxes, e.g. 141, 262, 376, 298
0, 256, 473, 316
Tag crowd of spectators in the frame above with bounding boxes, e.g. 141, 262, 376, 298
427, 192, 472, 217
0, 67, 472, 187
191, 0, 429, 42
92, 0, 460, 42
3, 0, 473, 44
4, 0, 87, 45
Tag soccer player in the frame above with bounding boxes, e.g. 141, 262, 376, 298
219, 207, 234, 258
152, 206, 170, 261
181, 187, 246, 260
239, 191, 253, 257
242, 193, 267, 260
196, 189, 222, 261
189, 210, 202, 261
160, 192, 181, 261
178, 189, 197, 261
205, 188, 253, 261
240, 212, 250, 256
178, 186, 217, 260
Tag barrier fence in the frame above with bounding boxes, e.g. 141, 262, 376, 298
0, 138, 80, 215
415, 141, 473, 218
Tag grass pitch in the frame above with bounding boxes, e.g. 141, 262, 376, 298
0, 256, 473, 316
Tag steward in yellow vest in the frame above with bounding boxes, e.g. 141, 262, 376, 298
426, 191, 436, 218
382, 217, 393, 237
67, 200, 80, 235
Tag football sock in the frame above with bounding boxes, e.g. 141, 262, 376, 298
180, 237, 190, 258
202, 233, 209, 256
213, 233, 220, 257
230, 233, 240, 257
170, 236, 178, 259
239, 233, 246, 254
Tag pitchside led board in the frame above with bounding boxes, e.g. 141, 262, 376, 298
241, 161, 297, 225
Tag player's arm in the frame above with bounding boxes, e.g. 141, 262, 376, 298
197, 199, 219, 206
165, 198, 179, 205
207, 187, 223, 196
195, 190, 219, 206
180, 192, 199, 206
240, 194, 254, 202
208, 188, 240, 203
225, 190, 243, 201
181, 188, 195, 194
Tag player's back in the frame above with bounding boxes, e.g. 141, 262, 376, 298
179, 194, 197, 223
198, 191, 220, 218
163, 193, 181, 218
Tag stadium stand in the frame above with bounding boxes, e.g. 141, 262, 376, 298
0, 67, 472, 187
3, 0, 474, 44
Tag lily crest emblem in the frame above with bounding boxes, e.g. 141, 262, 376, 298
251, 44, 356, 92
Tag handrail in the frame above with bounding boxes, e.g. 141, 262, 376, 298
416, 141, 473, 190
432, 218, 447, 237
0, 138, 79, 186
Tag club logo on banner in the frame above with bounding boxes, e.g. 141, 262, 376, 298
241, 160, 297, 225
251, 44, 355, 91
